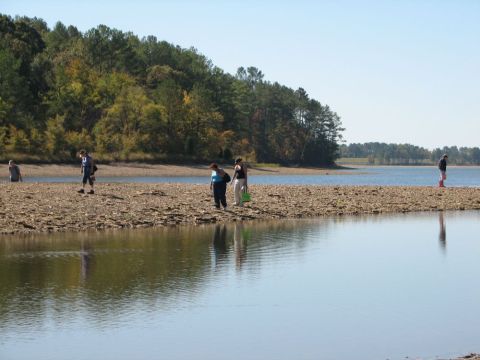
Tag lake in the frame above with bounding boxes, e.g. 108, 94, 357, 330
10, 166, 480, 187
1, 211, 480, 359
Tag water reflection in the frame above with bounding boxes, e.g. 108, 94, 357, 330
234, 223, 248, 270
0, 220, 319, 330
438, 212, 446, 251
212, 224, 228, 267
2, 212, 480, 360
80, 241, 94, 281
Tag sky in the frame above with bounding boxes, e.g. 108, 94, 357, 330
2, 0, 480, 149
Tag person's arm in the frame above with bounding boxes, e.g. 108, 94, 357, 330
19, 170, 23, 182
232, 165, 238, 182
243, 164, 248, 186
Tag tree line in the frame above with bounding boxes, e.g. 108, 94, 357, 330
340, 143, 480, 165
0, 14, 344, 165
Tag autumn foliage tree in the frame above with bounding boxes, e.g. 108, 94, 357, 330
0, 14, 344, 165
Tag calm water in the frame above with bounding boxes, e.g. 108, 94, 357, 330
1, 211, 480, 360
9, 166, 480, 186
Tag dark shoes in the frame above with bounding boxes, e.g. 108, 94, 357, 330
78, 189, 94, 194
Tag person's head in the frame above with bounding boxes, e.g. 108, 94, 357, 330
235, 158, 242, 165
79, 149, 88, 158
8, 160, 14, 166
209, 162, 218, 170
443, 154, 448, 159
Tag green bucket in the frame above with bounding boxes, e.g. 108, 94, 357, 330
242, 191, 251, 202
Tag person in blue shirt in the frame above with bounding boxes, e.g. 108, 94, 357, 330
78, 149, 95, 194
209, 163, 228, 210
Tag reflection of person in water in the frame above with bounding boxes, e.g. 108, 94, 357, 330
438, 212, 446, 250
212, 224, 228, 267
80, 242, 94, 280
234, 223, 247, 270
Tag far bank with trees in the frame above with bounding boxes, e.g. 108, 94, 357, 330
0, 14, 344, 165
340, 143, 480, 165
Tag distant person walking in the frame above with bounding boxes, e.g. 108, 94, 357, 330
8, 160, 23, 182
232, 158, 247, 206
438, 154, 448, 188
209, 163, 228, 210
78, 150, 95, 194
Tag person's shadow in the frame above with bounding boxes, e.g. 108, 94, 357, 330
438, 212, 446, 251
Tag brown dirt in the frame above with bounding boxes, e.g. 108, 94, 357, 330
13, 163, 355, 177
1, 183, 480, 235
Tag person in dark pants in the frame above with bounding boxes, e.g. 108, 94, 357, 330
78, 149, 95, 194
209, 163, 227, 210
8, 160, 23, 182
438, 154, 448, 188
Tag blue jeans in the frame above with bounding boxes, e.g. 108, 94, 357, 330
82, 168, 93, 185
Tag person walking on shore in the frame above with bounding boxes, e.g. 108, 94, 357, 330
209, 163, 228, 210
8, 160, 23, 182
78, 150, 95, 194
438, 154, 448, 188
232, 158, 247, 206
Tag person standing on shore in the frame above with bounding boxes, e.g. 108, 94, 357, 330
231, 158, 247, 206
209, 163, 228, 210
78, 150, 95, 194
438, 154, 448, 188
8, 160, 23, 182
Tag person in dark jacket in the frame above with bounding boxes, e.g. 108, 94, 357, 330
438, 154, 448, 187
78, 149, 95, 194
8, 160, 23, 182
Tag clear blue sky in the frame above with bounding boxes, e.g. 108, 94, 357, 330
3, 0, 479, 149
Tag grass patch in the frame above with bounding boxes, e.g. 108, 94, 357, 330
252, 162, 281, 168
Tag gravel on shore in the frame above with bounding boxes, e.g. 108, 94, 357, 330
1, 183, 480, 235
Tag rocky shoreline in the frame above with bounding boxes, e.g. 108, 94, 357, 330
1, 183, 480, 235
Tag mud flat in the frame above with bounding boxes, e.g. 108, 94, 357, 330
1, 183, 480, 235
10, 163, 354, 177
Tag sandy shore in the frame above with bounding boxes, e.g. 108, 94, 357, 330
11, 163, 355, 177
1, 183, 480, 235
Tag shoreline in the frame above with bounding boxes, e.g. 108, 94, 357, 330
2, 183, 480, 236
5, 163, 356, 178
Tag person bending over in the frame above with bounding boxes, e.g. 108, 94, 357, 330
8, 160, 23, 182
